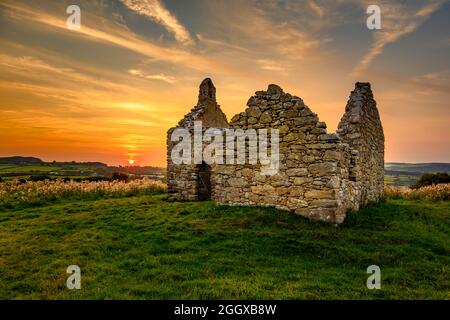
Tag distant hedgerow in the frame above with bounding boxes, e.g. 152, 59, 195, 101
28, 174, 52, 182
411, 172, 450, 189
111, 172, 130, 182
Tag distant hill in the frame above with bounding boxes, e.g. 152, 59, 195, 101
384, 162, 450, 186
49, 161, 108, 168
0, 156, 43, 165
0, 156, 107, 167
385, 163, 450, 173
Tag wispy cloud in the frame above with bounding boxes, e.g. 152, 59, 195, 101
410, 69, 450, 95
0, 53, 141, 96
0, 1, 237, 75
257, 59, 286, 72
199, 0, 330, 62
120, 0, 193, 45
0, 1, 330, 80
128, 69, 176, 84
0, 53, 176, 121
352, 0, 444, 76
196, 34, 250, 53
308, 0, 325, 18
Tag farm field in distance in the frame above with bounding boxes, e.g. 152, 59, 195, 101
383, 171, 421, 186
384, 163, 450, 186
0, 193, 448, 299
0, 157, 165, 181
0, 164, 93, 180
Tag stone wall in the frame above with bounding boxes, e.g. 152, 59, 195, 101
167, 79, 384, 224
337, 82, 385, 208
213, 84, 353, 223
167, 78, 228, 201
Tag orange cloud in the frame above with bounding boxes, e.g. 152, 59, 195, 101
120, 0, 194, 45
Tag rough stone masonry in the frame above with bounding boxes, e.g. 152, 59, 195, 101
167, 78, 384, 224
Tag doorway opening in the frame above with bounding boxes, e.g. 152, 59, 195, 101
197, 161, 212, 201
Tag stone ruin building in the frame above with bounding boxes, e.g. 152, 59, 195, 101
167, 78, 384, 224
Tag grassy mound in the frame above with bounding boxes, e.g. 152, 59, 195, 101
0, 195, 448, 299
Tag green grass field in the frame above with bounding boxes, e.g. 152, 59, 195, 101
0, 165, 60, 173
0, 194, 448, 299
0, 165, 98, 181
384, 173, 421, 187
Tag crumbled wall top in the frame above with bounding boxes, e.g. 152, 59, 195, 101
177, 78, 228, 128
337, 82, 384, 142
338, 82, 374, 127
229, 83, 328, 139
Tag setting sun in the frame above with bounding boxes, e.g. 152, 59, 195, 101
128, 160, 135, 165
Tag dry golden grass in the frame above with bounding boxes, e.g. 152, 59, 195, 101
384, 183, 450, 201
0, 178, 167, 206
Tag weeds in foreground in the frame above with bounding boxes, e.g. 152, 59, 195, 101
384, 183, 450, 201
0, 178, 167, 206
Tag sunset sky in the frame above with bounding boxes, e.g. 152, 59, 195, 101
0, 0, 449, 167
